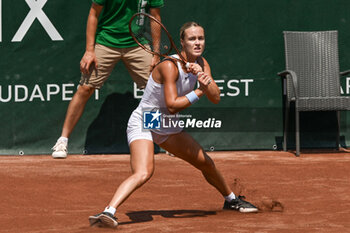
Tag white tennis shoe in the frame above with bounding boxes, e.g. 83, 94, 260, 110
51, 140, 67, 159
89, 212, 118, 228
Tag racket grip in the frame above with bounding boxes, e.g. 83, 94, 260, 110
185, 62, 190, 69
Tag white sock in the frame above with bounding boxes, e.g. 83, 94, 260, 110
58, 137, 68, 145
103, 206, 116, 215
224, 192, 236, 202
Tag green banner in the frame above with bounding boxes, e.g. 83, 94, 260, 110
1, 0, 350, 155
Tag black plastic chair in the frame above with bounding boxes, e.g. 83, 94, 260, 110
278, 31, 350, 156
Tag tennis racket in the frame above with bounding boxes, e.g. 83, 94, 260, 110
129, 12, 189, 68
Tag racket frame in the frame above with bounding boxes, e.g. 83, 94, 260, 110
129, 12, 188, 66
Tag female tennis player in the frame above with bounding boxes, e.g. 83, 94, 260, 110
89, 22, 258, 228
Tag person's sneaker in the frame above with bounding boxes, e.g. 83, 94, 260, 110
89, 212, 118, 228
223, 195, 258, 213
51, 140, 67, 159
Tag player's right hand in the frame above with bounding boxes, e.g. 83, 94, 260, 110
80, 51, 98, 74
186, 62, 203, 75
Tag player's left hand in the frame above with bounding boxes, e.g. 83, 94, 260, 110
197, 72, 212, 91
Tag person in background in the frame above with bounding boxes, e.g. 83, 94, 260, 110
51, 0, 164, 159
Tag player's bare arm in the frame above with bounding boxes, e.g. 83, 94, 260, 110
156, 61, 204, 114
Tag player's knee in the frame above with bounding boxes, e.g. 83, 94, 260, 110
135, 170, 153, 184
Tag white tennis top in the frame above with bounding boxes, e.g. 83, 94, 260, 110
136, 55, 198, 135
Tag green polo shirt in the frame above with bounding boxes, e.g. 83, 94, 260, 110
92, 0, 164, 48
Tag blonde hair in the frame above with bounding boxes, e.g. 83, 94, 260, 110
180, 22, 203, 40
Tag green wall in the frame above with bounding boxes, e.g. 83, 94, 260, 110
1, 0, 350, 155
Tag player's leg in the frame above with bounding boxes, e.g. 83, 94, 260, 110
89, 139, 155, 228
108, 110, 156, 208
52, 44, 121, 158
89, 109, 155, 227
159, 131, 232, 196
159, 131, 258, 213
108, 139, 155, 208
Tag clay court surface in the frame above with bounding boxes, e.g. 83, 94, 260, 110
1, 151, 350, 232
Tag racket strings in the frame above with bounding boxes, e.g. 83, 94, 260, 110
130, 14, 172, 56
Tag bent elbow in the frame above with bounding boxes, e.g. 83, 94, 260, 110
167, 107, 178, 115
